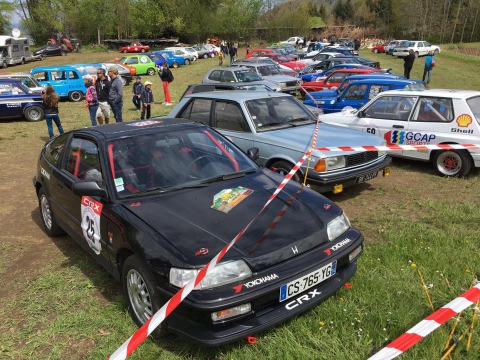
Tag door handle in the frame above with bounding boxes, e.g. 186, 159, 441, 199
58, 182, 64, 189
393, 125, 404, 129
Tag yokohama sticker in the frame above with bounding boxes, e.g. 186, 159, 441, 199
324, 238, 352, 256
233, 274, 279, 293
81, 196, 103, 255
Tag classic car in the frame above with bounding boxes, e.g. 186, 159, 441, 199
300, 68, 385, 94
384, 40, 407, 55
33, 44, 66, 57
233, 58, 298, 77
34, 118, 364, 346
165, 47, 195, 64
246, 48, 283, 59
280, 36, 304, 46
153, 50, 184, 68
258, 54, 306, 71
392, 41, 441, 58
99, 62, 133, 85
118, 55, 157, 75
0, 73, 45, 94
202, 67, 282, 92
371, 43, 389, 53
303, 78, 426, 113
300, 64, 383, 82
31, 65, 86, 101
181, 82, 274, 99
298, 58, 362, 81
320, 89, 480, 177
193, 45, 212, 59
145, 52, 169, 67
0, 78, 44, 121
119, 42, 149, 53
168, 91, 391, 193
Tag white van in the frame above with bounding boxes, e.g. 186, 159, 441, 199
0, 36, 37, 66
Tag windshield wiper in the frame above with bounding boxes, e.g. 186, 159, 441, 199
288, 117, 314, 124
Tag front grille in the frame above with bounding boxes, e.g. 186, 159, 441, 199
286, 81, 298, 87
345, 151, 378, 167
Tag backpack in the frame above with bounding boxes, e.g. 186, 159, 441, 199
167, 69, 174, 83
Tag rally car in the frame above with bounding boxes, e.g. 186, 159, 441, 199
0, 78, 44, 121
119, 42, 150, 53
33, 119, 363, 346
320, 89, 480, 177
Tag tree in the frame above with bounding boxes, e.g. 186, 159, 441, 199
0, 0, 15, 34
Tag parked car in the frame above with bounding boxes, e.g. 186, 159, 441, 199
33, 118, 365, 346
69, 63, 102, 82
145, 52, 168, 67
300, 64, 381, 82
233, 57, 298, 77
153, 50, 184, 68
0, 78, 44, 121
119, 42, 149, 53
392, 40, 441, 58
33, 44, 66, 57
246, 48, 282, 59
193, 45, 212, 59
300, 68, 385, 94
299, 51, 347, 66
202, 67, 281, 92
118, 55, 157, 75
319, 46, 357, 57
181, 83, 274, 99
204, 43, 220, 55
99, 62, 133, 85
371, 43, 389, 53
298, 58, 361, 81
319, 89, 480, 177
303, 78, 426, 113
280, 36, 304, 46
0, 73, 45, 94
229, 63, 300, 94
31, 65, 86, 102
356, 56, 381, 69
165, 47, 195, 65
384, 40, 407, 55
259, 54, 306, 71
168, 91, 391, 192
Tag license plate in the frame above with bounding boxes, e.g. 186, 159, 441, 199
279, 261, 337, 302
355, 171, 378, 184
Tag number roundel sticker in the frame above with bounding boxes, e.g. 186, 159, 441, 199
81, 196, 103, 255
361, 124, 381, 136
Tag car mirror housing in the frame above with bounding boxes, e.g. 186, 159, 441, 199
357, 110, 365, 118
72, 180, 108, 198
247, 147, 260, 161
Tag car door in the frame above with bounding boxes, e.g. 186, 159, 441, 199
50, 70, 69, 97
333, 83, 368, 112
213, 100, 254, 150
53, 135, 112, 270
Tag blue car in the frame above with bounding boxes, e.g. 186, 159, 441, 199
300, 63, 371, 82
145, 52, 168, 67
0, 78, 44, 121
152, 50, 184, 68
304, 78, 426, 113
31, 65, 86, 102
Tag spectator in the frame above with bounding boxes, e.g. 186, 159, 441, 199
84, 76, 98, 126
246, 43, 250, 55
132, 75, 143, 112
140, 81, 154, 119
422, 51, 435, 84
330, 34, 337, 45
108, 66, 124, 122
95, 68, 111, 125
229, 42, 237, 64
403, 49, 415, 79
218, 50, 224, 66
315, 40, 322, 51
158, 62, 172, 106
354, 39, 361, 51
43, 85, 64, 139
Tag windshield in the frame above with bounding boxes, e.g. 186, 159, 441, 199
118, 57, 127, 63
235, 70, 263, 82
466, 96, 480, 123
108, 126, 258, 198
405, 83, 427, 90
246, 96, 316, 131
258, 65, 282, 76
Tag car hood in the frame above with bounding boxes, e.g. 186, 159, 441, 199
123, 170, 342, 271
263, 75, 298, 83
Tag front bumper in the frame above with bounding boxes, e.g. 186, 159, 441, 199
156, 230, 363, 346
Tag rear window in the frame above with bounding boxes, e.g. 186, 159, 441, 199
466, 96, 480, 123
234, 70, 262, 82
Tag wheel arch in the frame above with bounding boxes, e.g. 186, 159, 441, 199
428, 141, 474, 163
116, 248, 136, 277
265, 156, 305, 176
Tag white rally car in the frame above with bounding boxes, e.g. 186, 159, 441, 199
320, 89, 480, 177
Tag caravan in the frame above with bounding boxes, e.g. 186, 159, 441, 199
0, 36, 38, 68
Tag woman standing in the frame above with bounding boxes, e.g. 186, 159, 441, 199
84, 77, 98, 126
43, 85, 64, 139
403, 49, 415, 79
422, 51, 435, 84
158, 62, 172, 106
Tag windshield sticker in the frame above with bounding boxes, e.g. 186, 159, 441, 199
456, 114, 472, 127
127, 120, 163, 127
114, 177, 124, 192
211, 187, 254, 213
384, 130, 436, 145
81, 196, 103, 255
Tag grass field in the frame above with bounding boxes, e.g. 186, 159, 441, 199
0, 44, 479, 360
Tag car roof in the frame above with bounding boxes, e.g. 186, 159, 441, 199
329, 68, 381, 74
0, 73, 32, 77
184, 90, 291, 101
31, 65, 79, 72
0, 78, 24, 83
209, 66, 251, 71
348, 79, 423, 85
376, 89, 480, 98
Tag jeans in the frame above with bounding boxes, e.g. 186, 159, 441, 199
132, 95, 141, 110
45, 114, 64, 138
230, 55, 235, 64
404, 66, 412, 79
88, 104, 98, 126
111, 101, 123, 123
422, 66, 433, 83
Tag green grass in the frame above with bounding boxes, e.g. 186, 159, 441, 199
0, 44, 480, 359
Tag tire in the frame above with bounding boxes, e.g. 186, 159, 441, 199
60, 50, 66, 56
38, 188, 65, 237
374, 49, 379, 54
122, 255, 168, 338
203, 54, 208, 59
184, 59, 190, 65
210, 53, 215, 58
24, 106, 44, 122
62, 44, 68, 51
147, 67, 155, 76
414, 51, 419, 58
434, 49, 439, 55
21, 58, 25, 65
269, 160, 302, 183
432, 150, 472, 177
68, 91, 83, 102
123, 49, 128, 53
172, 61, 179, 69
119, 76, 126, 86
141, 48, 145, 53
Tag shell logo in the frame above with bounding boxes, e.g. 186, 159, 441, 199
456, 114, 472, 127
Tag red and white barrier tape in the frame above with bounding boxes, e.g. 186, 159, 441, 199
316, 144, 480, 152
108, 118, 321, 360
368, 283, 480, 360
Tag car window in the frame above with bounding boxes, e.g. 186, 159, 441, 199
51, 71, 66, 81
327, 72, 347, 83
368, 85, 393, 100
213, 101, 250, 132
222, 71, 235, 82
343, 84, 367, 100
33, 71, 49, 82
364, 95, 416, 121
0, 82, 26, 95
178, 98, 212, 125
68, 71, 79, 80
208, 70, 222, 81
412, 97, 454, 122
64, 137, 104, 185
125, 58, 138, 65
43, 133, 69, 167
234, 70, 262, 82
466, 96, 480, 123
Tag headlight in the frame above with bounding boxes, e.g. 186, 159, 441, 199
378, 141, 387, 157
170, 260, 252, 290
327, 213, 350, 241
313, 156, 346, 172
279, 82, 286, 88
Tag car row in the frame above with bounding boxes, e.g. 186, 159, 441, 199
0, 78, 45, 121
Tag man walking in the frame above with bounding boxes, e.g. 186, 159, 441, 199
108, 66, 124, 123
95, 68, 111, 125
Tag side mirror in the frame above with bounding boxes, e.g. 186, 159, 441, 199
247, 147, 260, 161
337, 96, 341, 102
72, 180, 108, 198
357, 110, 365, 118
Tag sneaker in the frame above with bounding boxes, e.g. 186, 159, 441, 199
161, 102, 166, 105
165, 102, 172, 106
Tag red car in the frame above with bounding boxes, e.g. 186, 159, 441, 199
245, 48, 282, 59
119, 42, 150, 53
260, 54, 306, 71
300, 68, 384, 94
371, 43, 389, 54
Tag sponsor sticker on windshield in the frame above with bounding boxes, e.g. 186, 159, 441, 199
211, 187, 253, 213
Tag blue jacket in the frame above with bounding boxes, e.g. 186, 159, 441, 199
425, 55, 434, 68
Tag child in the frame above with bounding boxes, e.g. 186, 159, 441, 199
218, 51, 224, 66
132, 76, 143, 111
141, 81, 154, 119
43, 85, 64, 139
84, 77, 98, 126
